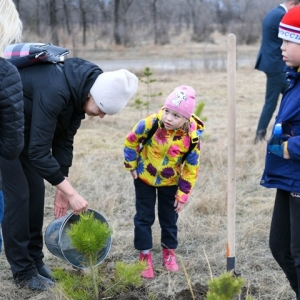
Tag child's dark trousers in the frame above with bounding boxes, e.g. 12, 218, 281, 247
269, 188, 300, 299
133, 178, 178, 251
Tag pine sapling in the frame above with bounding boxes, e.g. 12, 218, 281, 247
103, 261, 145, 297
135, 67, 162, 116
67, 211, 112, 299
206, 271, 253, 300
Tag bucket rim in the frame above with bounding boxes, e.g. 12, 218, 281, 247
58, 208, 112, 269
58, 208, 109, 237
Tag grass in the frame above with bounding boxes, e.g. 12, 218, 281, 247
0, 33, 295, 299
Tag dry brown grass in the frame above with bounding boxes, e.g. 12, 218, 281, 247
0, 33, 295, 299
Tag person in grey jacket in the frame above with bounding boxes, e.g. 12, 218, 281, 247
254, 0, 299, 144
0, 55, 138, 291
0, 0, 24, 256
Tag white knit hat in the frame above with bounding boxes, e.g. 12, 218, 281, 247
90, 69, 138, 115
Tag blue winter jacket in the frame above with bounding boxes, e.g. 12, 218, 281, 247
261, 66, 300, 192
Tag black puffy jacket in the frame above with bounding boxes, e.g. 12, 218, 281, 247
18, 58, 102, 186
0, 58, 24, 189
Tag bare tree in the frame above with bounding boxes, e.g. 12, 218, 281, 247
121, 0, 134, 46
49, 0, 59, 44
235, 0, 260, 44
62, 0, 72, 36
13, 0, 280, 47
214, 0, 235, 34
148, 0, 169, 45
113, 0, 135, 46
78, 0, 88, 45
151, 0, 159, 44
97, 0, 112, 37
187, 0, 215, 43
35, 0, 41, 36
114, 0, 122, 45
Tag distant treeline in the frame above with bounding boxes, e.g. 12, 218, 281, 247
14, 0, 280, 48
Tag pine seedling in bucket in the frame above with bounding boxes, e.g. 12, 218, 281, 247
66, 211, 112, 299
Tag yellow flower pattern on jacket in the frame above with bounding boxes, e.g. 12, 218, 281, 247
124, 108, 204, 203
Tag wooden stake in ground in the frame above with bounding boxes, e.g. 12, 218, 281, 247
227, 33, 236, 273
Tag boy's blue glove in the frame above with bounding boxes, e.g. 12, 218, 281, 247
268, 143, 284, 157
268, 141, 289, 158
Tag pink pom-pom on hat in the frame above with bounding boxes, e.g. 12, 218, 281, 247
164, 85, 195, 119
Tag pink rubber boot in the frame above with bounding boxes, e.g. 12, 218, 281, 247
162, 249, 179, 272
139, 252, 155, 279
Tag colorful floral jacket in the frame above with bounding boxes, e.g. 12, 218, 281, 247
124, 108, 205, 203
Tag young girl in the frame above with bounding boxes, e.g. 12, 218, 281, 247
124, 85, 204, 278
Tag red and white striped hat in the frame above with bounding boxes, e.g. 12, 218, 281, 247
278, 6, 300, 44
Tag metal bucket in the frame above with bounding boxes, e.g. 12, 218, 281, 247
44, 208, 112, 269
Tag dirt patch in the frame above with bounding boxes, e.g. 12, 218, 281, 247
108, 283, 208, 300
101, 282, 259, 300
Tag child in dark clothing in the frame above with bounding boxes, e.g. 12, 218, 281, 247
260, 6, 300, 299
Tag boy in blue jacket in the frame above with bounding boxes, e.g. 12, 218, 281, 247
261, 6, 300, 299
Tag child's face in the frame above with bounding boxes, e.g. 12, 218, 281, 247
162, 108, 187, 130
281, 40, 300, 67
84, 93, 106, 118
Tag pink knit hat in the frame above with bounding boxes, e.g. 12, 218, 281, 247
164, 85, 195, 119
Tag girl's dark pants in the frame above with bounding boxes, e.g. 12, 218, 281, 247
133, 178, 178, 250
270, 189, 300, 299
0, 150, 45, 282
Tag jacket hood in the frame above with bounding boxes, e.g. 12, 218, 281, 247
63, 58, 103, 112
